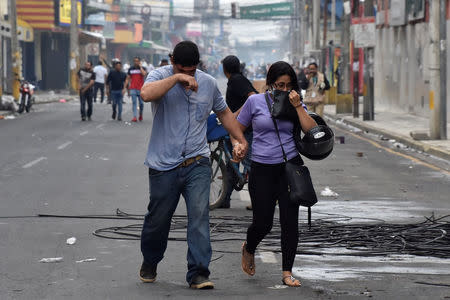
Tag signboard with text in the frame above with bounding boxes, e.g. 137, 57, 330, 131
240, 2, 292, 19
59, 0, 83, 26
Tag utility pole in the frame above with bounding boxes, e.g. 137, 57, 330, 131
9, 0, 20, 100
69, 0, 79, 94
341, 0, 351, 94
439, 0, 447, 139
312, 0, 320, 50
323, 0, 328, 47
331, 0, 335, 44
298, 0, 305, 58
429, 0, 441, 139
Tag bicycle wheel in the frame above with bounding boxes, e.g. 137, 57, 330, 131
209, 151, 228, 210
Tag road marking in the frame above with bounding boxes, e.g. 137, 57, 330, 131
337, 127, 450, 176
57, 141, 72, 150
258, 251, 277, 263
96, 124, 105, 129
80, 131, 89, 136
22, 157, 47, 169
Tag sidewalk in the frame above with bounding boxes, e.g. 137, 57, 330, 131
324, 104, 450, 161
0, 91, 77, 118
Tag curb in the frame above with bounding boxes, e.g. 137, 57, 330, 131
0, 97, 76, 118
325, 113, 450, 162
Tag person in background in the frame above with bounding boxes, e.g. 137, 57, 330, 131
125, 57, 147, 122
77, 61, 95, 121
301, 62, 330, 117
138, 41, 248, 289
159, 59, 169, 67
93, 61, 108, 103
220, 55, 257, 210
106, 61, 127, 121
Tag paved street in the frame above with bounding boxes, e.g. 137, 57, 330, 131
1, 98, 450, 300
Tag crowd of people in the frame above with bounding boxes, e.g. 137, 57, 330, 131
76, 57, 169, 123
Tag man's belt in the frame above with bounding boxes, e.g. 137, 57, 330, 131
178, 155, 204, 168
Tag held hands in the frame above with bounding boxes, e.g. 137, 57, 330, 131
231, 141, 248, 163
288, 90, 303, 108
177, 73, 198, 92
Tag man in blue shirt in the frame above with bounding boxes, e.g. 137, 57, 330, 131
139, 41, 248, 289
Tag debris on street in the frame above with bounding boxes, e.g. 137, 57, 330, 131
66, 237, 77, 245
76, 258, 97, 263
320, 187, 339, 197
39, 257, 63, 263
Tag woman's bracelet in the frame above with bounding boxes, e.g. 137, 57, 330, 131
294, 102, 303, 108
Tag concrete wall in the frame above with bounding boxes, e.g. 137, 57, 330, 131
375, 21, 450, 122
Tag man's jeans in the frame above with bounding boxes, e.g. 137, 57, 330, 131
79, 89, 93, 118
110, 90, 123, 119
141, 157, 212, 284
93, 82, 105, 103
130, 89, 144, 118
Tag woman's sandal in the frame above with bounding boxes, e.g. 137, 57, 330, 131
282, 275, 301, 287
241, 242, 255, 276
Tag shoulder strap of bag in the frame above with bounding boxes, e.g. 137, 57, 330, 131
264, 93, 287, 163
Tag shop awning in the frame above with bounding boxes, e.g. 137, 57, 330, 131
80, 30, 106, 44
128, 40, 171, 55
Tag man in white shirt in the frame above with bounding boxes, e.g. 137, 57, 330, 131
93, 61, 108, 103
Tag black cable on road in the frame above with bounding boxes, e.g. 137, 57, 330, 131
34, 209, 450, 259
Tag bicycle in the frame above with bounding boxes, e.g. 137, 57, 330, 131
207, 113, 250, 210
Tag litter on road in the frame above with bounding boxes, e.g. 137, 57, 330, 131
320, 187, 339, 197
66, 237, 76, 245
39, 257, 63, 263
76, 258, 97, 263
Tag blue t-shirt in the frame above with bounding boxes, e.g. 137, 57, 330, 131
237, 92, 306, 164
144, 65, 228, 171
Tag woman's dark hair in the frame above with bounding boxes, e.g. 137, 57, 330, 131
172, 41, 200, 67
308, 62, 318, 68
266, 61, 300, 92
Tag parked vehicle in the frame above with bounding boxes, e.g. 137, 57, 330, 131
17, 80, 35, 114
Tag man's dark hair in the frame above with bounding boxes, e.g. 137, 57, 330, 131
87, 61, 93, 66
222, 55, 241, 74
308, 62, 318, 68
161, 59, 168, 63
172, 41, 200, 67
97, 61, 103, 65
134, 56, 141, 60
266, 61, 300, 92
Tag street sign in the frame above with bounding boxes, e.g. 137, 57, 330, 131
351, 19, 376, 48
240, 2, 292, 19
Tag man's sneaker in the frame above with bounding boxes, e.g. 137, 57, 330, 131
112, 111, 116, 120
131, 117, 137, 122
139, 262, 157, 283
118, 117, 122, 121
81, 117, 86, 121
87, 116, 92, 121
189, 275, 214, 289
139, 115, 143, 121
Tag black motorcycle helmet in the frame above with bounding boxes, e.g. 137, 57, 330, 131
294, 113, 334, 160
